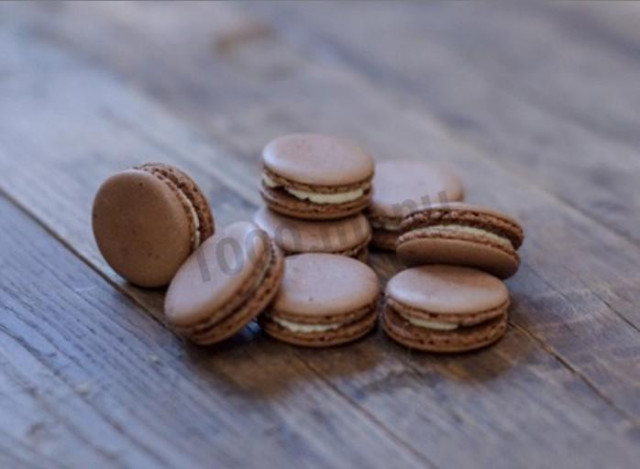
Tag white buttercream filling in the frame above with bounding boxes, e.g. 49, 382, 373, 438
287, 188, 365, 204
262, 174, 279, 188
263, 175, 365, 204
401, 314, 459, 331
271, 316, 343, 333
413, 225, 512, 250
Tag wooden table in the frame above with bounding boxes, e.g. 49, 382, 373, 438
1, 2, 639, 468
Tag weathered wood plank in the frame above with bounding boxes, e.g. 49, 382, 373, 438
0, 195, 432, 468
299, 331, 640, 469
245, 1, 640, 245
7, 1, 639, 419
1, 4, 639, 468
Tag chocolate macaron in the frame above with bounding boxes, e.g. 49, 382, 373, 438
382, 265, 509, 352
260, 134, 374, 220
366, 160, 464, 250
260, 253, 380, 347
396, 202, 524, 279
253, 207, 371, 261
165, 222, 284, 345
92, 163, 214, 287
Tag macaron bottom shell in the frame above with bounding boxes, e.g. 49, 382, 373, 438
396, 236, 519, 279
382, 304, 507, 353
260, 305, 378, 348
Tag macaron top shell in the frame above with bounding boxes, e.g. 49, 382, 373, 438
92, 169, 194, 287
262, 133, 374, 186
165, 222, 271, 327
271, 253, 380, 320
253, 207, 371, 253
369, 161, 464, 218
387, 265, 508, 316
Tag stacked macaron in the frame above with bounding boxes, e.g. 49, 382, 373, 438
381, 202, 525, 352
255, 134, 381, 345
92, 134, 525, 352
255, 133, 375, 261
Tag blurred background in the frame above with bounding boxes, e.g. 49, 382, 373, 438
3, 1, 638, 235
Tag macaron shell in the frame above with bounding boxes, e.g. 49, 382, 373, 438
260, 308, 377, 348
386, 265, 509, 316
396, 236, 519, 279
165, 221, 272, 328
368, 161, 464, 219
382, 305, 507, 353
253, 207, 371, 255
92, 169, 193, 287
260, 184, 372, 220
262, 133, 374, 186
270, 253, 380, 324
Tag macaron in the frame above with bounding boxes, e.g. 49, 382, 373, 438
382, 265, 509, 352
260, 253, 380, 347
366, 160, 464, 250
396, 202, 524, 279
260, 133, 375, 220
253, 206, 372, 261
92, 163, 215, 288
165, 221, 284, 345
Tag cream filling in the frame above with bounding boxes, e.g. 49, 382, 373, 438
413, 225, 513, 250
176, 189, 201, 250
263, 174, 365, 205
370, 219, 401, 231
262, 174, 279, 188
271, 316, 343, 333
287, 188, 365, 204
401, 313, 459, 331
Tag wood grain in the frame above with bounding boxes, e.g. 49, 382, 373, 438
0, 2, 639, 468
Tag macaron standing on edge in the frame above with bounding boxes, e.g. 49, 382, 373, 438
396, 202, 524, 279
253, 206, 372, 261
382, 265, 509, 352
260, 133, 375, 220
366, 160, 464, 250
92, 163, 215, 288
165, 221, 284, 345
260, 253, 380, 347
